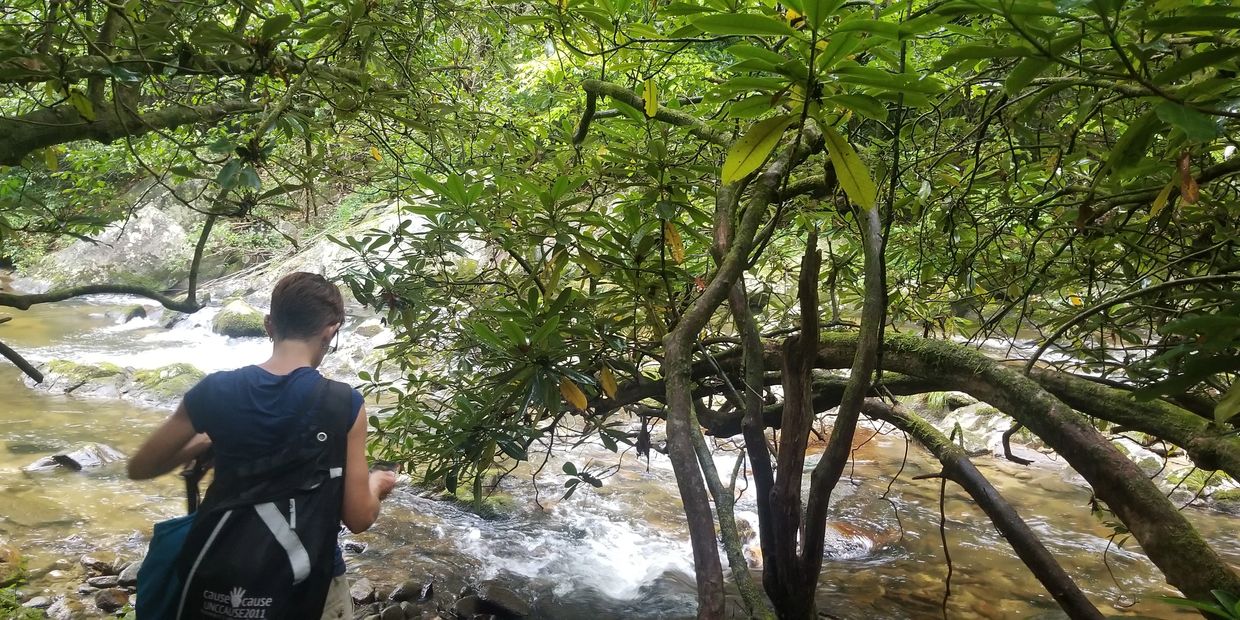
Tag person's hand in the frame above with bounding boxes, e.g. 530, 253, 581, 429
369, 470, 397, 501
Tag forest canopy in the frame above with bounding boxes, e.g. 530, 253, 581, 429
2, 0, 1239, 617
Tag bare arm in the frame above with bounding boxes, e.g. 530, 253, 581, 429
128, 401, 209, 480
341, 404, 396, 533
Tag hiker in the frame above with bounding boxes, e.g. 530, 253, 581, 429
128, 272, 397, 619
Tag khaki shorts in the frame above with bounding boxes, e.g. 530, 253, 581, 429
320, 575, 354, 620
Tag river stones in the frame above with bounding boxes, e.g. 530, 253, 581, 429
212, 299, 267, 337
24, 443, 126, 472
94, 587, 129, 613
117, 559, 141, 586
351, 577, 377, 605
86, 575, 118, 588
21, 595, 50, 608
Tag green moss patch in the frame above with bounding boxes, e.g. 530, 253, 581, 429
134, 363, 205, 400
46, 360, 124, 383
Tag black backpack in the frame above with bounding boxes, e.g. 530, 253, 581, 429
173, 378, 352, 620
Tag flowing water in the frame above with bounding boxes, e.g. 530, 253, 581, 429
1, 291, 1237, 618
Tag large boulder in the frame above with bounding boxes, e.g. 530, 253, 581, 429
212, 300, 266, 338
32, 360, 127, 398
19, 185, 198, 291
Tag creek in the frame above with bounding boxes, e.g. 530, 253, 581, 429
1, 293, 1237, 619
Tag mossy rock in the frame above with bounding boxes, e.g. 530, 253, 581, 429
1213, 488, 1240, 503
46, 360, 124, 383
134, 364, 204, 400
212, 300, 266, 338
122, 305, 147, 322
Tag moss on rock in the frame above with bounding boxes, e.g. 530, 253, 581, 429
212, 300, 266, 338
134, 364, 204, 400
46, 360, 124, 383
1213, 488, 1240, 502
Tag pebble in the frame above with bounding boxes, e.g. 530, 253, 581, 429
389, 579, 421, 602
380, 605, 405, 620
87, 575, 119, 588
79, 554, 116, 575
96, 588, 130, 613
21, 596, 50, 608
118, 559, 142, 586
351, 577, 376, 605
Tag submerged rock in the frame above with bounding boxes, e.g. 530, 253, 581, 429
212, 299, 267, 337
475, 581, 531, 619
24, 443, 126, 472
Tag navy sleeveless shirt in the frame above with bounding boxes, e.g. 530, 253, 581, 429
183, 365, 363, 576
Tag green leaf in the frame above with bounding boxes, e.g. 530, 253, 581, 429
216, 159, 243, 189
823, 125, 877, 210
802, 0, 846, 31
831, 66, 945, 94
721, 114, 796, 184
1105, 110, 1161, 174
825, 93, 888, 120
260, 14, 294, 40
562, 461, 578, 475
832, 18, 901, 39
1147, 15, 1240, 33
1216, 383, 1240, 424
1153, 47, 1240, 85
725, 44, 788, 65
1159, 596, 1229, 617
1155, 101, 1220, 142
692, 13, 798, 37
68, 89, 95, 121
1003, 33, 1084, 94
933, 43, 1031, 70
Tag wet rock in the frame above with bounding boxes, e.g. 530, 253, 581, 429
29, 360, 127, 398
95, 587, 129, 613
475, 581, 531, 619
380, 605, 405, 620
22, 595, 50, 608
354, 318, 386, 338
161, 310, 188, 329
351, 577, 376, 605
86, 575, 119, 588
132, 363, 204, 404
47, 596, 86, 620
79, 554, 119, 575
123, 305, 148, 322
213, 299, 267, 337
398, 601, 418, 618
343, 539, 367, 554
389, 579, 423, 602
24, 443, 126, 472
118, 560, 141, 586
76, 583, 96, 594
453, 595, 483, 617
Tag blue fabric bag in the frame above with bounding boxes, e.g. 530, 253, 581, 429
135, 513, 194, 619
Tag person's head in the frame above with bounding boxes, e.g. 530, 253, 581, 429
264, 272, 344, 366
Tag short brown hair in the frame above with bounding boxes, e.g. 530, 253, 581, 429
270, 272, 344, 340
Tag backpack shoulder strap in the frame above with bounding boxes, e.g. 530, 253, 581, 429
308, 378, 353, 472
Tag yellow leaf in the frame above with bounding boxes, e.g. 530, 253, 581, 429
643, 78, 658, 118
600, 367, 618, 399
43, 147, 58, 171
1151, 182, 1174, 217
786, 8, 804, 28
370, 146, 382, 161
721, 114, 796, 184
822, 125, 877, 210
664, 221, 685, 264
1068, 294, 1084, 307
560, 377, 588, 411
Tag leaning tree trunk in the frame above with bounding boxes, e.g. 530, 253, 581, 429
861, 399, 1105, 620
812, 333, 1240, 603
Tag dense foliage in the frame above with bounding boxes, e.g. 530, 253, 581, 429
3, 0, 1239, 616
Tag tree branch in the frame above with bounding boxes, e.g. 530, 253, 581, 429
0, 339, 43, 383
0, 285, 203, 312
861, 399, 1105, 620
0, 99, 262, 166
